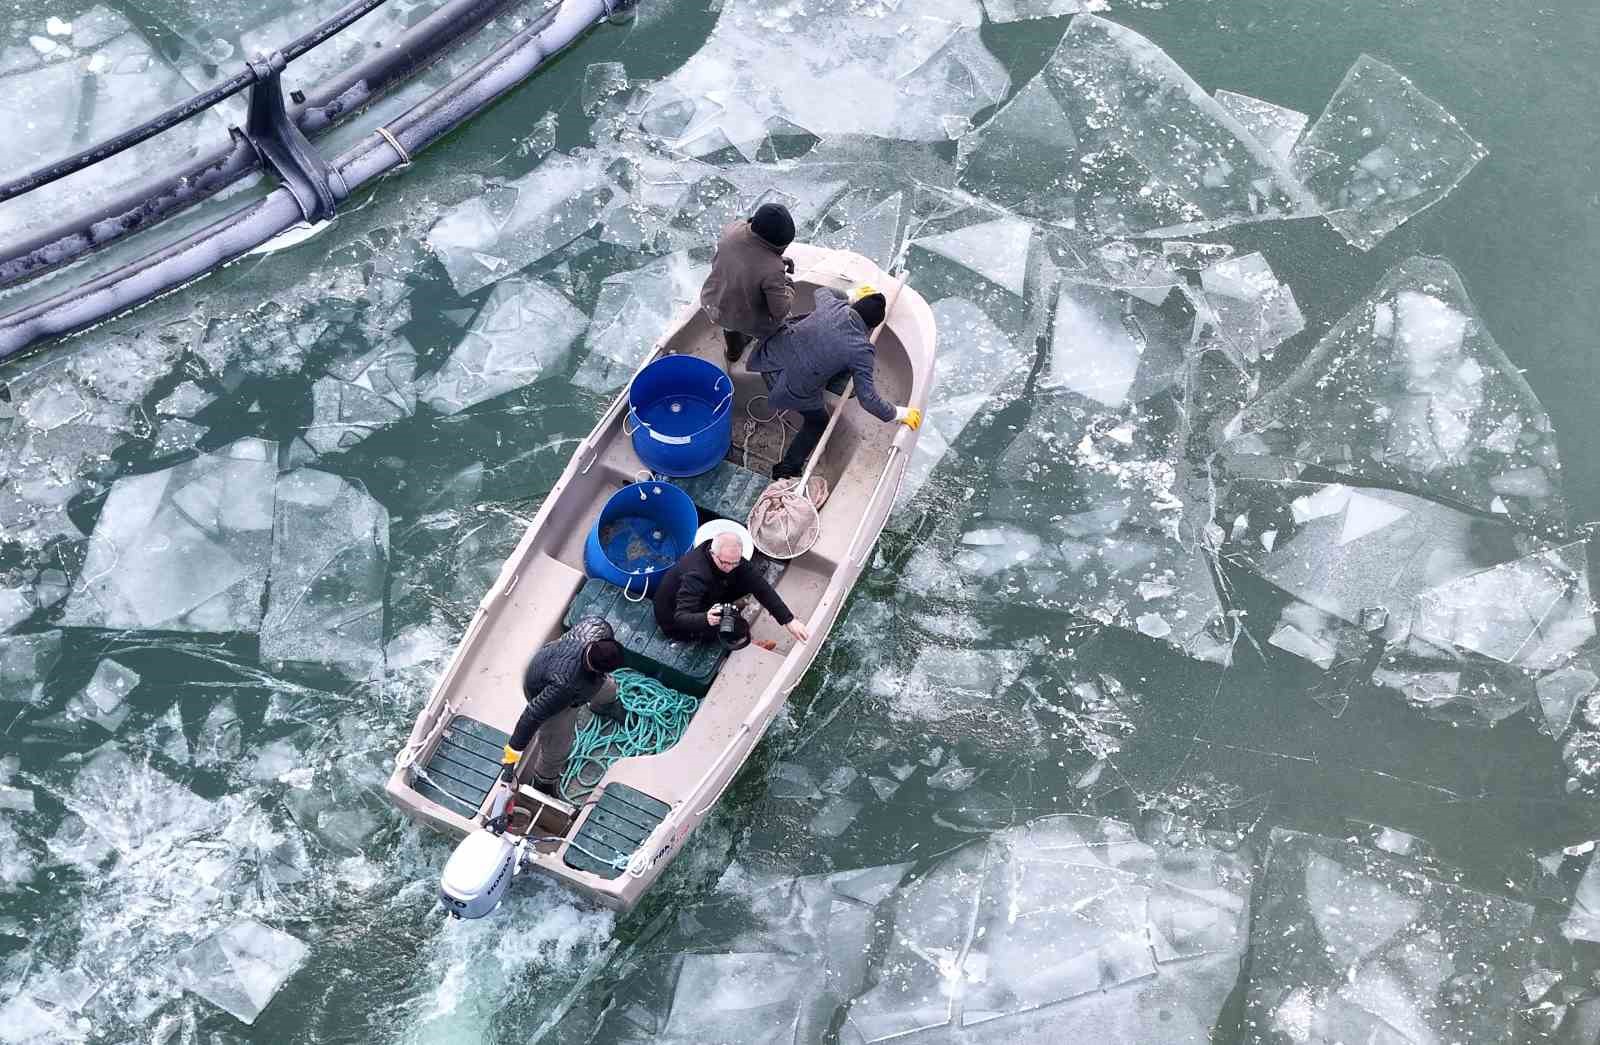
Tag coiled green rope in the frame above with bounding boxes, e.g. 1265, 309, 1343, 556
561, 669, 698, 801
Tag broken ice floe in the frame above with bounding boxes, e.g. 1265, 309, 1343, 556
1, 321, 185, 552
1213, 89, 1308, 161
912, 215, 1034, 299
842, 815, 1251, 1041
53, 443, 394, 676
958, 16, 1316, 239
1228, 256, 1566, 526
571, 252, 709, 394
589, 862, 909, 1043
426, 152, 618, 294
1246, 828, 1533, 1043
174, 919, 308, 1025
640, 0, 1007, 160
261, 470, 390, 679
0, 630, 62, 704
1043, 278, 1187, 407
969, 389, 1234, 665
1219, 474, 1593, 721
305, 338, 416, 452
61, 438, 277, 633
1291, 55, 1488, 251
1192, 251, 1305, 364
980, 0, 1105, 22
419, 280, 588, 414
898, 297, 1035, 505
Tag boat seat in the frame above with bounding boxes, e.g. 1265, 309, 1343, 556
563, 782, 671, 879
674, 458, 772, 522
411, 715, 509, 818
565, 577, 725, 695
563, 556, 789, 696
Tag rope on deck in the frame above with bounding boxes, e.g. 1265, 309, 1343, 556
561, 669, 697, 802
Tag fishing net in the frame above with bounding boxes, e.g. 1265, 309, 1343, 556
748, 475, 831, 560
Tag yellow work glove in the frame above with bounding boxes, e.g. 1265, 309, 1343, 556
894, 406, 923, 430
501, 744, 521, 765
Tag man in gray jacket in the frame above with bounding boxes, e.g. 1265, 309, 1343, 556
747, 284, 922, 480
700, 203, 796, 363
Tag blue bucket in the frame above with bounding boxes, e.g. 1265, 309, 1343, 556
583, 481, 700, 599
626, 355, 734, 477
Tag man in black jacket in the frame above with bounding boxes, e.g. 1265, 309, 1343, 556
653, 532, 811, 649
499, 616, 627, 796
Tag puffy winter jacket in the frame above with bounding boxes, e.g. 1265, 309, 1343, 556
653, 543, 794, 637
519, 616, 615, 734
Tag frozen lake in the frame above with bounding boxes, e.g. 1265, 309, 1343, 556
2, 0, 1600, 1041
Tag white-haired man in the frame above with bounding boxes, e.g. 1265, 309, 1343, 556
653, 531, 810, 649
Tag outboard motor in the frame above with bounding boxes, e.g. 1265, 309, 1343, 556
439, 775, 548, 919
440, 828, 520, 919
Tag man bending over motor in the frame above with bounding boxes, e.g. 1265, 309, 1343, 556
500, 616, 627, 797
654, 532, 810, 649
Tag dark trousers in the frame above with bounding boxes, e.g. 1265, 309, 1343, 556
508, 678, 618, 788
723, 329, 752, 359
668, 613, 751, 651
773, 407, 830, 480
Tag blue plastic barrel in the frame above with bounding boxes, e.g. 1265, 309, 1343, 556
583, 481, 700, 598
627, 355, 733, 477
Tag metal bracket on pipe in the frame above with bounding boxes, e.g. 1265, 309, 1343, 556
234, 53, 348, 222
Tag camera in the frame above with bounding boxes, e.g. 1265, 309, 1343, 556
716, 602, 741, 645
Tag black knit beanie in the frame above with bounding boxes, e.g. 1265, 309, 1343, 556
749, 203, 795, 249
850, 292, 887, 330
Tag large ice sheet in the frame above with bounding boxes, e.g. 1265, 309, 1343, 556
579, 862, 911, 1043
842, 815, 1252, 1042
1246, 828, 1533, 1044
641, 0, 1007, 159
261, 470, 390, 679
1194, 251, 1305, 363
0, 631, 61, 705
419, 280, 588, 414
1043, 280, 1187, 407
305, 338, 416, 454
1291, 55, 1488, 250
174, 919, 309, 1025
1, 323, 185, 552
60, 439, 277, 633
899, 297, 1035, 504
572, 252, 709, 394
1227, 257, 1566, 526
974, 392, 1234, 664
980, 0, 1104, 21
912, 216, 1034, 298
1213, 89, 1308, 161
1412, 541, 1595, 673
0, 6, 233, 247
958, 16, 1315, 238
426, 152, 619, 294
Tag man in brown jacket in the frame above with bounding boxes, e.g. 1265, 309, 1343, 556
699, 203, 796, 363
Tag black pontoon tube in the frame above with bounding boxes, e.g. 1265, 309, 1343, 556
0, 0, 390, 204
0, 0, 526, 289
0, 0, 634, 361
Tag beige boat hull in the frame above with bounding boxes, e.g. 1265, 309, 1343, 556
385, 245, 936, 910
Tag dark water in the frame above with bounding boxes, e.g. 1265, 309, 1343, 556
2, 0, 1600, 1041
